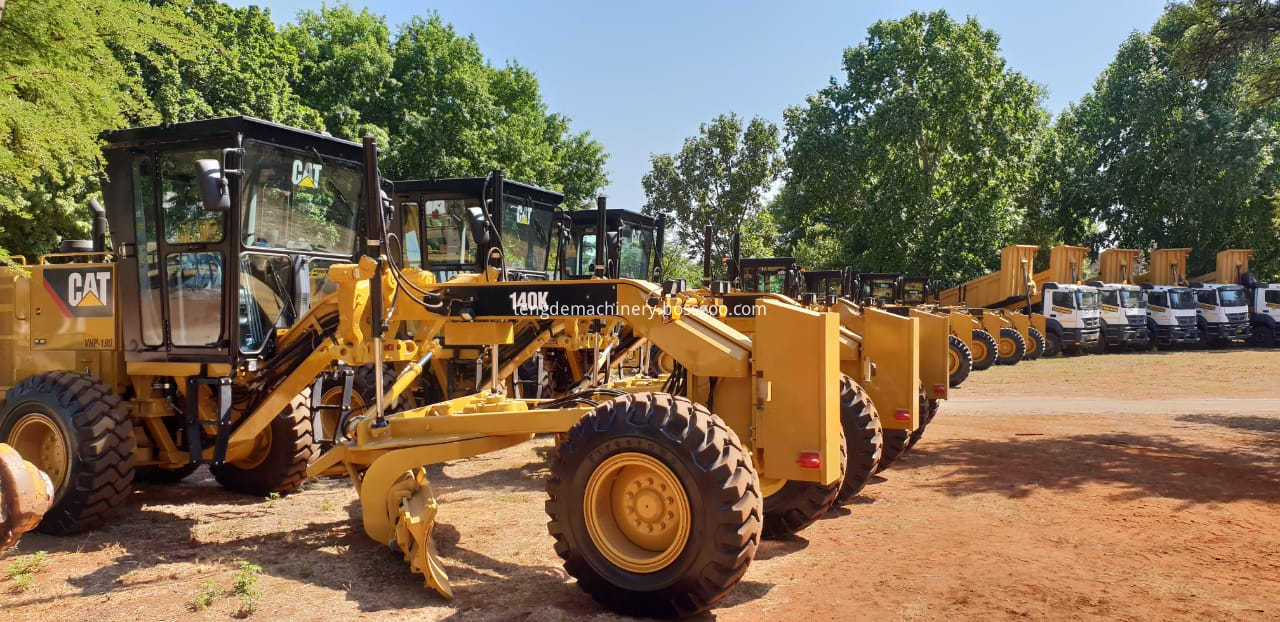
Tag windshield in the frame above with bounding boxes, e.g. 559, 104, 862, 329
1218, 286, 1246, 307
869, 280, 895, 300
1169, 290, 1197, 309
1119, 289, 1144, 309
1076, 290, 1099, 310
902, 282, 926, 304
501, 198, 554, 271
616, 225, 654, 279
240, 141, 362, 254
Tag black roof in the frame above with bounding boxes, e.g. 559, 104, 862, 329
568, 209, 658, 228
393, 177, 563, 208
100, 115, 365, 162
739, 257, 797, 269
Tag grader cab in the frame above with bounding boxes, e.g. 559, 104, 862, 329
0, 116, 858, 618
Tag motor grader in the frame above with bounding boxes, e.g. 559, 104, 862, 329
0, 116, 853, 618
722, 247, 949, 474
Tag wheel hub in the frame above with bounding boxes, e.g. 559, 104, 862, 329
999, 338, 1014, 357
8, 413, 69, 492
948, 348, 960, 373
584, 452, 690, 573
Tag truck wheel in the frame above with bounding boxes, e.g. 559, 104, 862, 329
211, 391, 313, 497
876, 429, 910, 472
1249, 325, 1275, 347
1044, 330, 1063, 357
970, 330, 998, 370
837, 375, 881, 503
546, 392, 762, 618
0, 371, 134, 534
947, 335, 972, 387
906, 398, 940, 452
761, 425, 846, 538
995, 328, 1026, 365
1025, 328, 1046, 361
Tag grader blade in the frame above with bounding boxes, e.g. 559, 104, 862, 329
390, 469, 453, 599
0, 443, 53, 551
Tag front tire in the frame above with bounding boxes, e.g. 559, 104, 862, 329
1249, 325, 1275, 347
996, 328, 1026, 365
947, 335, 973, 388
210, 391, 313, 497
970, 330, 998, 370
546, 392, 762, 618
1025, 327, 1046, 360
0, 372, 135, 534
1043, 330, 1063, 357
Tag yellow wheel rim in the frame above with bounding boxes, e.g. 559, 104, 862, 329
998, 338, 1015, 358
9, 413, 69, 492
232, 422, 272, 469
320, 386, 366, 441
972, 341, 987, 362
948, 347, 960, 374
656, 352, 675, 375
583, 452, 690, 573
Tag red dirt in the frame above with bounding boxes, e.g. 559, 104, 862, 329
3, 350, 1279, 621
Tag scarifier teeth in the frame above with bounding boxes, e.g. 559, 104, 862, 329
392, 469, 452, 599
0, 444, 53, 551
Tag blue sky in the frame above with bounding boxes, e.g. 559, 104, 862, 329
229, 0, 1168, 209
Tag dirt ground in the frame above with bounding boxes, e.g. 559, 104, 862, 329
3, 349, 1279, 621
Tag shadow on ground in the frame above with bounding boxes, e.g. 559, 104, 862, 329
887, 430, 1280, 505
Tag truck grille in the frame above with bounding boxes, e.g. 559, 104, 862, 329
1127, 316, 1145, 327
1176, 316, 1195, 327
1083, 317, 1100, 328
1227, 312, 1248, 323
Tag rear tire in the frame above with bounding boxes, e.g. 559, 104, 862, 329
947, 335, 972, 388
906, 398, 939, 452
970, 330, 998, 370
1249, 324, 1275, 347
996, 328, 1026, 365
762, 429, 845, 539
1024, 327, 1046, 360
876, 429, 910, 473
211, 391, 313, 497
837, 376, 881, 503
0, 371, 135, 534
546, 392, 761, 618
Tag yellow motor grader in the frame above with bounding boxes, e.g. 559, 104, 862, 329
0, 117, 851, 617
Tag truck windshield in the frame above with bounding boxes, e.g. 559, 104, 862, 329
1218, 286, 1246, 306
616, 225, 654, 279
1119, 289, 1144, 308
1076, 290, 1099, 310
902, 282, 926, 304
870, 281, 895, 300
1169, 290, 1197, 309
241, 141, 362, 255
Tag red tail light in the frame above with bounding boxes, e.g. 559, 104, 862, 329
894, 409, 911, 421
796, 451, 821, 469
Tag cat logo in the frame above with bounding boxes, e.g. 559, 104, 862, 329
292, 160, 323, 189
42, 268, 114, 318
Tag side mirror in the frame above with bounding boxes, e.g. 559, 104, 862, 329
466, 206, 491, 246
196, 159, 230, 211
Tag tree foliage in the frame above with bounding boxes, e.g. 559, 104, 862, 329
641, 113, 782, 279
780, 10, 1047, 285
1171, 0, 1280, 107
0, 1, 608, 258
1039, 10, 1280, 278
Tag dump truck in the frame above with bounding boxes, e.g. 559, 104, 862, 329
1134, 248, 1200, 347
1189, 249, 1252, 346
1228, 251, 1280, 347
0, 116, 851, 617
1090, 249, 1151, 350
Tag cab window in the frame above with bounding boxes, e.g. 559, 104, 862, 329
1052, 291, 1075, 308
1196, 289, 1216, 305
1100, 290, 1118, 306
1266, 290, 1280, 305
1148, 291, 1167, 307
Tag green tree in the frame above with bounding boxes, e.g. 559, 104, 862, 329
1171, 0, 1280, 106
641, 113, 782, 279
0, 0, 203, 258
1048, 12, 1280, 278
780, 10, 1047, 285
281, 3, 392, 139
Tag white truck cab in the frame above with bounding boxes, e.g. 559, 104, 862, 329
1088, 281, 1149, 349
1241, 278, 1280, 346
1188, 282, 1251, 345
1039, 282, 1101, 352
1140, 285, 1200, 346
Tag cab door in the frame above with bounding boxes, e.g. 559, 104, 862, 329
106, 146, 235, 363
